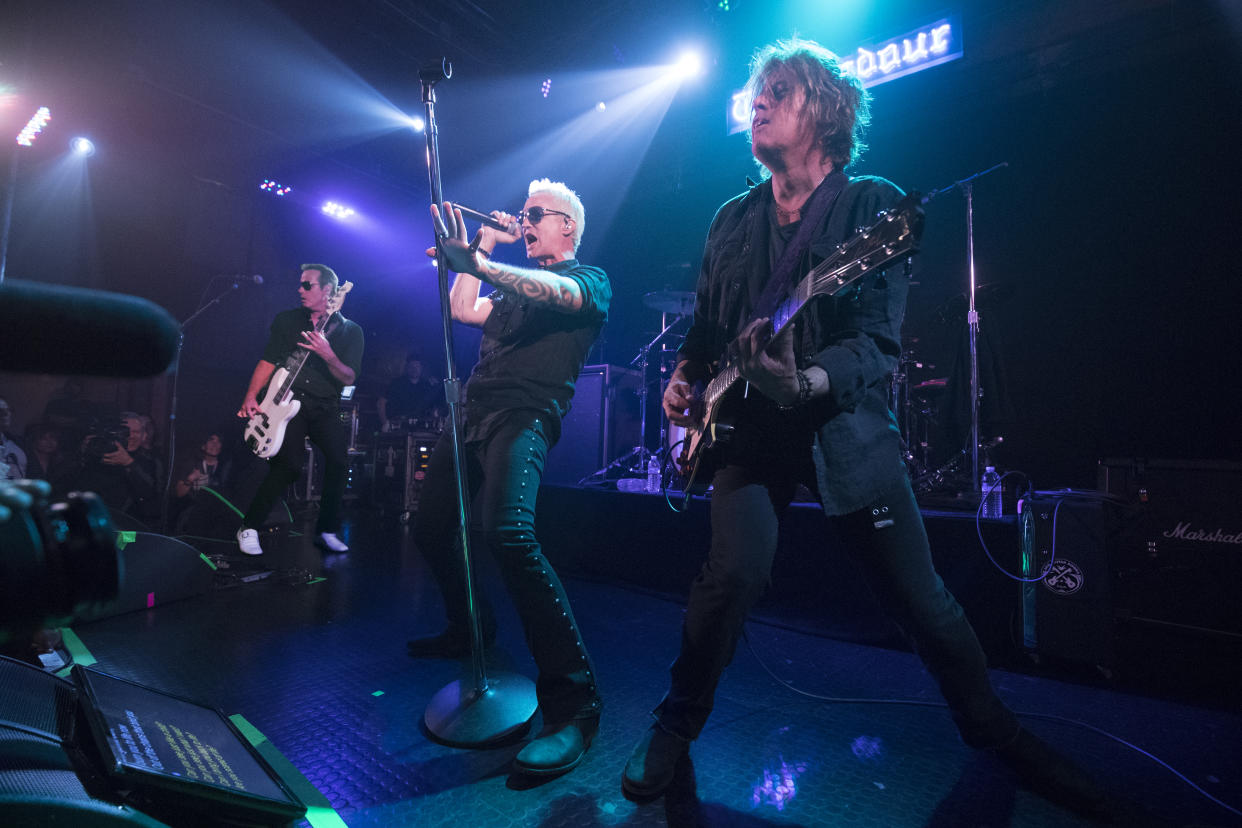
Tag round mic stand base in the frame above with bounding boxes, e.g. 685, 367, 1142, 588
424, 673, 538, 747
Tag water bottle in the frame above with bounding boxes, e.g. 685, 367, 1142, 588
646, 454, 662, 493
981, 466, 1002, 518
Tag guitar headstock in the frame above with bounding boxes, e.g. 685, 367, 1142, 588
327, 280, 353, 316
809, 193, 924, 298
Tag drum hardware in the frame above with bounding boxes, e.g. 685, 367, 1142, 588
582, 295, 692, 487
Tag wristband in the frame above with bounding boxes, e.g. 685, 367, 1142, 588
777, 370, 812, 411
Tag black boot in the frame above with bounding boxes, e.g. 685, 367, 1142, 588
993, 727, 1116, 822
513, 716, 599, 777
622, 722, 690, 799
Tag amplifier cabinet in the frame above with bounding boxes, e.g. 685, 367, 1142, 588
1099, 458, 1242, 637
543, 364, 640, 486
1020, 494, 1120, 666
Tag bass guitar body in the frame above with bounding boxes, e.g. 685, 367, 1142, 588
244, 368, 301, 459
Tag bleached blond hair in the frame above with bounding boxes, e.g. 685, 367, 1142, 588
528, 179, 585, 252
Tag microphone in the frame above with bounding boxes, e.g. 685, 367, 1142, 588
0, 280, 181, 377
453, 204, 518, 234
220, 274, 264, 285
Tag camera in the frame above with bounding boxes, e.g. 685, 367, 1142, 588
83, 419, 130, 459
0, 489, 119, 635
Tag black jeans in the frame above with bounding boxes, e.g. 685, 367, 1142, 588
243, 398, 348, 534
413, 410, 600, 724
656, 463, 1018, 750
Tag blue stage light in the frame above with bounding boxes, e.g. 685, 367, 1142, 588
322, 201, 356, 220
409, 116, 425, 132
595, 101, 606, 112
675, 51, 703, 79
541, 79, 552, 98
16, 107, 51, 147
71, 136, 95, 156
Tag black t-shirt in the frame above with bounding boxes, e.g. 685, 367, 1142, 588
260, 308, 364, 401
464, 259, 610, 443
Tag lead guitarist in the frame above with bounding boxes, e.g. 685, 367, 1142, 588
621, 38, 1111, 820
235, 264, 363, 556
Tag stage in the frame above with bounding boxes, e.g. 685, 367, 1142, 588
28, 486, 1242, 827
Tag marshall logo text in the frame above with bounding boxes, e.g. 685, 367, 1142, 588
1161, 523, 1242, 544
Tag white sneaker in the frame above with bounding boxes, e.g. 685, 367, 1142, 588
316, 532, 349, 552
236, 527, 264, 556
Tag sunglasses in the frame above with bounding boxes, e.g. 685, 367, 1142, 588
299, 280, 318, 291
517, 206, 573, 225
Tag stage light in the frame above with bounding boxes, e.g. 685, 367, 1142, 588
541, 78, 552, 98
408, 116, 425, 132
16, 107, 51, 147
321, 201, 355, 220
595, 101, 607, 112
71, 137, 96, 156
260, 178, 292, 196
674, 50, 704, 79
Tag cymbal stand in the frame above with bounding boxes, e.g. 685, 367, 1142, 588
579, 314, 685, 484
418, 58, 536, 747
921, 161, 1008, 493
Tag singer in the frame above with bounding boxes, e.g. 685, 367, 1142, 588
409, 179, 610, 778
235, 264, 363, 556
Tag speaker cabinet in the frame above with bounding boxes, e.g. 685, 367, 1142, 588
1020, 495, 1118, 666
74, 533, 214, 624
543, 364, 640, 486
1099, 458, 1242, 637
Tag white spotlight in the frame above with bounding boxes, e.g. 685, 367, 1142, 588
595, 101, 607, 112
71, 136, 96, 156
675, 51, 704, 78
409, 116, 425, 132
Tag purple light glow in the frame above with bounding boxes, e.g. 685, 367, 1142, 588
851, 734, 885, 761
750, 756, 808, 811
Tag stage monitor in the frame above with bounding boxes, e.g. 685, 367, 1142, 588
71, 665, 305, 825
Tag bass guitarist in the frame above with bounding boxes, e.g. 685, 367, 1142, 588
621, 38, 1111, 821
235, 264, 363, 555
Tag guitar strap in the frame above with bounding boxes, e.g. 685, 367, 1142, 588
750, 170, 848, 321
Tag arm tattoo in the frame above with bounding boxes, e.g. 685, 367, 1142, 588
479, 261, 582, 312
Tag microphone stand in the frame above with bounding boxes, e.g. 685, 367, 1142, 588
418, 58, 537, 747
922, 161, 1008, 495
161, 282, 245, 530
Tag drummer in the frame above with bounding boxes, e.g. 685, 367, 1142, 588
378, 350, 444, 431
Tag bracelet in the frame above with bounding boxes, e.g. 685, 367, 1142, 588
777, 370, 812, 411
477, 248, 491, 259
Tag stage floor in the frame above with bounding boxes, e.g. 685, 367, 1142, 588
64, 491, 1242, 828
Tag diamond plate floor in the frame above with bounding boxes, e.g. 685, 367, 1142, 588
66, 501, 1242, 828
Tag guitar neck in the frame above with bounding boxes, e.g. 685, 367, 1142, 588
703, 278, 814, 408
273, 311, 333, 399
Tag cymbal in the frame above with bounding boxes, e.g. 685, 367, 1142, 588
643, 290, 695, 316
912, 377, 949, 396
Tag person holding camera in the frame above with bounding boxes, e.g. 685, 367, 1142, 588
0, 397, 29, 480
73, 411, 162, 528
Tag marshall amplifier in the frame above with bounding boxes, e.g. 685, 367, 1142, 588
1099, 458, 1242, 638
1019, 493, 1121, 666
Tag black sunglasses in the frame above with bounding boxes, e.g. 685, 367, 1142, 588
517, 206, 573, 225
299, 280, 317, 290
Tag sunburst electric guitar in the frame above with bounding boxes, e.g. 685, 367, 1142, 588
244, 281, 353, 458
676, 195, 924, 495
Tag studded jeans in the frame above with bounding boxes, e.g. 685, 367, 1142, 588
656, 464, 1018, 749
414, 410, 601, 724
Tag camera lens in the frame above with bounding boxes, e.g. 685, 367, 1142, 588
1, 491, 118, 631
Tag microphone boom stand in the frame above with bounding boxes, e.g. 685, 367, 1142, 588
418, 59, 537, 746
922, 161, 1008, 495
